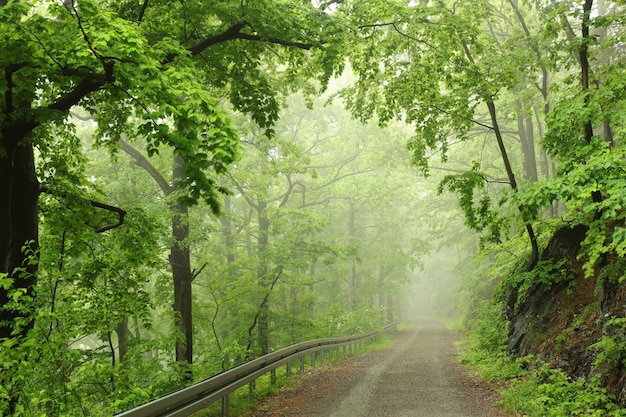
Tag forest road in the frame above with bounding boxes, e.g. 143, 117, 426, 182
251, 320, 507, 417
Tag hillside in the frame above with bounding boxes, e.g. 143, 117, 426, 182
505, 224, 626, 407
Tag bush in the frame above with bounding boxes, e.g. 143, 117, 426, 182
500, 368, 626, 417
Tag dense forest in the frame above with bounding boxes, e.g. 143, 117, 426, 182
2, 0, 626, 416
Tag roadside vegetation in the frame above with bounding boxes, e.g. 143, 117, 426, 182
3, 1, 626, 416
460, 232, 626, 416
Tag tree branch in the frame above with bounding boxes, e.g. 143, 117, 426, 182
137, 0, 149, 24
90, 200, 127, 233
118, 139, 173, 195
181, 22, 313, 63
183, 23, 247, 59
191, 262, 207, 282
47, 78, 105, 113
39, 186, 127, 232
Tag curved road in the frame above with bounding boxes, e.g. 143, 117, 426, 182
251, 320, 504, 417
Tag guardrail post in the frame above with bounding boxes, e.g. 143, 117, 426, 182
221, 394, 229, 417
286, 361, 292, 377
249, 381, 255, 401
311, 352, 316, 368
300, 356, 305, 372
320, 349, 324, 365
271, 369, 277, 385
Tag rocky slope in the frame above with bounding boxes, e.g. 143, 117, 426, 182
506, 224, 626, 406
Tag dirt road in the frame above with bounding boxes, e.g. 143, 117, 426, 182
250, 320, 507, 417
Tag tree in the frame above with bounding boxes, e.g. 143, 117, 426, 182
339, 0, 546, 268
1, 0, 347, 411
513, 0, 626, 276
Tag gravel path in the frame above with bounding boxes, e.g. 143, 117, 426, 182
250, 320, 509, 417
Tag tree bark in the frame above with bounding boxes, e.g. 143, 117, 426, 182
170, 156, 194, 374
580, 0, 603, 207
0, 133, 39, 340
0, 131, 39, 415
220, 195, 236, 265
116, 317, 130, 363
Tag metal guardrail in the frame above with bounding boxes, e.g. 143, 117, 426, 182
116, 322, 399, 417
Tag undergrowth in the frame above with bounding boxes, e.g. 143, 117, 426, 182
462, 289, 626, 416
500, 369, 626, 417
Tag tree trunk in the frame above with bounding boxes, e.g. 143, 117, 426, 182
516, 105, 539, 183
378, 266, 385, 310
347, 202, 357, 311
119, 142, 195, 373
460, 37, 539, 269
378, 265, 386, 321
220, 195, 236, 265
0, 131, 39, 414
257, 199, 271, 356
0, 134, 39, 340
386, 294, 394, 323
486, 101, 539, 270
580, 0, 603, 207
308, 261, 316, 321
170, 156, 194, 376
116, 317, 130, 363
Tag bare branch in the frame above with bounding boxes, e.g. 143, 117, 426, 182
137, 0, 149, 24
90, 200, 127, 233
191, 262, 207, 282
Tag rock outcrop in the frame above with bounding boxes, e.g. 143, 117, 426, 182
506, 224, 626, 406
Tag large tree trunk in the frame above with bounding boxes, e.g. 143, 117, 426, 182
170, 156, 194, 374
0, 131, 40, 415
120, 142, 195, 373
0, 134, 39, 340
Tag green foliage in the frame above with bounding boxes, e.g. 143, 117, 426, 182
510, 259, 576, 310
501, 369, 626, 417
514, 141, 626, 277
460, 299, 526, 381
591, 317, 626, 375
600, 258, 626, 285
438, 163, 504, 245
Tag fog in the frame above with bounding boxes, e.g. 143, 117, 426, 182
401, 242, 474, 323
